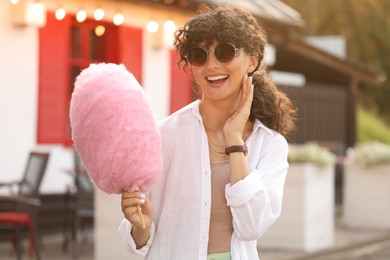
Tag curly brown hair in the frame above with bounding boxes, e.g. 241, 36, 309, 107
173, 6, 296, 137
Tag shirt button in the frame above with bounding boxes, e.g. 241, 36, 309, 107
205, 171, 207, 175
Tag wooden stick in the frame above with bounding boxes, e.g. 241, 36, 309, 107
137, 205, 146, 229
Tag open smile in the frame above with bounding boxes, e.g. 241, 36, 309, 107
206, 74, 229, 85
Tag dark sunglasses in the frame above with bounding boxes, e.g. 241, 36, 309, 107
185, 43, 239, 67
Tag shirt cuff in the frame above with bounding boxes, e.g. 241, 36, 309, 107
118, 219, 155, 255
225, 170, 264, 207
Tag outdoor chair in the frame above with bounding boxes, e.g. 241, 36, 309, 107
62, 149, 94, 258
0, 151, 50, 260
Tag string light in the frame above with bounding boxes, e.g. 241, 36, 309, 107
76, 9, 87, 23
94, 8, 104, 21
95, 25, 105, 36
9, 0, 20, 4
113, 13, 124, 26
55, 8, 66, 20
164, 20, 175, 33
147, 20, 159, 33
25, 0, 46, 27
32, 1, 44, 14
26, 2, 175, 31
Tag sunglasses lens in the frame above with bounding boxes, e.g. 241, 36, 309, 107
187, 47, 207, 67
215, 43, 236, 63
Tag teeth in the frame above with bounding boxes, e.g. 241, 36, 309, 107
207, 75, 228, 81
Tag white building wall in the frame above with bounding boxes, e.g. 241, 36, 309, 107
0, 1, 83, 195
0, 0, 40, 184
143, 32, 171, 120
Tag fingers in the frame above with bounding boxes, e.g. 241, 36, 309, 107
246, 76, 254, 105
241, 75, 248, 103
121, 191, 146, 213
240, 75, 253, 111
122, 191, 145, 200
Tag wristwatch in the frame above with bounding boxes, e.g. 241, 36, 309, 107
225, 143, 248, 156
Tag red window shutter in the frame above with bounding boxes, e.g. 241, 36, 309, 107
118, 26, 143, 85
37, 12, 70, 144
170, 50, 193, 114
38, 17, 140, 145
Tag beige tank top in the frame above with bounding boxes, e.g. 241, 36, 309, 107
208, 160, 233, 254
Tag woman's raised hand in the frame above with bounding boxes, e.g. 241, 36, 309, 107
223, 75, 254, 145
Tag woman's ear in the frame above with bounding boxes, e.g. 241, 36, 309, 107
247, 55, 259, 76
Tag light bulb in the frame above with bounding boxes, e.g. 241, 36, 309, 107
95, 25, 105, 36
25, 0, 46, 27
32, 1, 44, 14
164, 20, 175, 33
55, 8, 66, 20
147, 20, 159, 33
113, 13, 124, 25
10, 0, 20, 4
94, 8, 104, 21
76, 10, 87, 23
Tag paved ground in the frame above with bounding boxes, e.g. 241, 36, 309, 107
358, 245, 390, 260
1, 223, 390, 259
260, 227, 390, 260
259, 213, 390, 260
0, 232, 94, 260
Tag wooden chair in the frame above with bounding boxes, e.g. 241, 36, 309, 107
0, 151, 50, 260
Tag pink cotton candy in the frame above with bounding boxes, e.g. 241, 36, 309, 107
69, 63, 162, 194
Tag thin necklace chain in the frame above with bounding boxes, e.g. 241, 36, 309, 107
207, 135, 227, 158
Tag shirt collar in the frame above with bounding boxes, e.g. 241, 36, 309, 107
253, 119, 275, 136
191, 99, 203, 122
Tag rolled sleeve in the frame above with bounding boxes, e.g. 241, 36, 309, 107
225, 170, 265, 207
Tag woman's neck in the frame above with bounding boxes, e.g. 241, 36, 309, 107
199, 97, 240, 132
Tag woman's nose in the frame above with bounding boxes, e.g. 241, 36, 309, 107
206, 49, 220, 67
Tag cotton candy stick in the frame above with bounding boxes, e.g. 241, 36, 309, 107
137, 205, 146, 229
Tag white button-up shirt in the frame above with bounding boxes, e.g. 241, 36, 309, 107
119, 100, 289, 260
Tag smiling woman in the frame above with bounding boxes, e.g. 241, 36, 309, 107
174, 6, 296, 136
119, 6, 296, 260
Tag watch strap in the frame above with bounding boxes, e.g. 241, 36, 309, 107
225, 143, 248, 156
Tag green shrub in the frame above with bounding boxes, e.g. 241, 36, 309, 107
288, 142, 335, 167
349, 141, 390, 166
357, 107, 390, 144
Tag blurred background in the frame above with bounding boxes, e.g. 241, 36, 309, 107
0, 0, 389, 259
284, 0, 390, 144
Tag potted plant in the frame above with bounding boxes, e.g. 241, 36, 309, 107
343, 141, 390, 229
259, 142, 336, 252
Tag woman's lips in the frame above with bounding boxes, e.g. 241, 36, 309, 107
206, 75, 229, 88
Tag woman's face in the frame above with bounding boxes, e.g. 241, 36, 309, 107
191, 41, 258, 102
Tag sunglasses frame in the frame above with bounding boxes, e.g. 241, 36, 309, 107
185, 43, 239, 68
